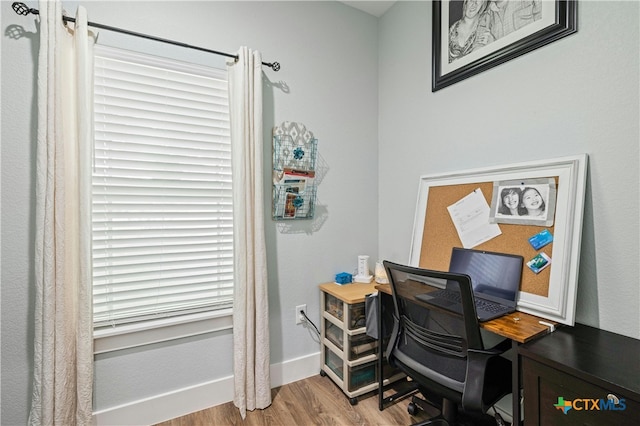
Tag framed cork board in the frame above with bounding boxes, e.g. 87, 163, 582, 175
409, 155, 588, 325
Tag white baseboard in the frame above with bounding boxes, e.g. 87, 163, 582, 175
92, 351, 321, 425
270, 351, 322, 387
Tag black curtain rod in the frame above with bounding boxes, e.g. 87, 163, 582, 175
11, 2, 281, 71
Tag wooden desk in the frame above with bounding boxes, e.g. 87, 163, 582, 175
375, 283, 555, 425
520, 323, 640, 425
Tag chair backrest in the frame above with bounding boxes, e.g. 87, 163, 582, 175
383, 260, 485, 395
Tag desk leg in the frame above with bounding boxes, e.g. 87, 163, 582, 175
377, 292, 384, 410
512, 340, 521, 426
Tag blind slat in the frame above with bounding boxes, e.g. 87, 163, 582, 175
93, 45, 233, 328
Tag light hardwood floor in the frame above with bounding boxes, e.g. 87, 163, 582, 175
154, 374, 436, 426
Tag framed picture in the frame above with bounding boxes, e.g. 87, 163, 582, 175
489, 178, 557, 226
408, 154, 588, 325
432, 0, 577, 91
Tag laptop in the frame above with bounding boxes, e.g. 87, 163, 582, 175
416, 248, 523, 322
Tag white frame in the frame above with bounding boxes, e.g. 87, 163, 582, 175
409, 154, 588, 325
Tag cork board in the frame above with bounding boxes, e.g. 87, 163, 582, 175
407, 155, 588, 326
418, 181, 555, 297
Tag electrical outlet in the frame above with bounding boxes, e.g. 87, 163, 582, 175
296, 304, 307, 325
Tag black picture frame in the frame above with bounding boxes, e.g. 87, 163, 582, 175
432, 0, 577, 92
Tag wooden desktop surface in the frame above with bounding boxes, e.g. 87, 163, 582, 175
319, 281, 379, 304
375, 283, 554, 344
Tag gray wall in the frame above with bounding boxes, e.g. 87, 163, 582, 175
378, 1, 640, 337
2, 1, 379, 423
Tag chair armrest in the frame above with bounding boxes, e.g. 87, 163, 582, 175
462, 347, 510, 412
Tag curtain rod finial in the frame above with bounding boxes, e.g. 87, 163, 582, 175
12, 2, 39, 16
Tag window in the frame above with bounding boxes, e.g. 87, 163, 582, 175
92, 45, 233, 330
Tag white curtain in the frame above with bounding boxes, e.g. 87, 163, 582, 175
227, 47, 271, 418
29, 1, 95, 425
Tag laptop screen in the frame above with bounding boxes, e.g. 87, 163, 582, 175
448, 248, 523, 305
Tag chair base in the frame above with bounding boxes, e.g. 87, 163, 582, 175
411, 416, 449, 426
408, 395, 505, 426
409, 396, 456, 426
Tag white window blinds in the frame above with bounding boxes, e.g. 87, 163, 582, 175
92, 45, 233, 328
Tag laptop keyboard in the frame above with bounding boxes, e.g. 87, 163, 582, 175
426, 289, 504, 313
428, 289, 462, 303
475, 298, 504, 313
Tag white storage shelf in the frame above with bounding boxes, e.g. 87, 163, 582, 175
319, 282, 385, 405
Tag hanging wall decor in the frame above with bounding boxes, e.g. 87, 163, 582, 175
272, 122, 318, 220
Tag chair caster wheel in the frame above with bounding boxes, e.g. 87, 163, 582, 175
349, 397, 358, 405
407, 401, 418, 415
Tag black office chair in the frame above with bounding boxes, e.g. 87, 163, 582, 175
383, 261, 512, 426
